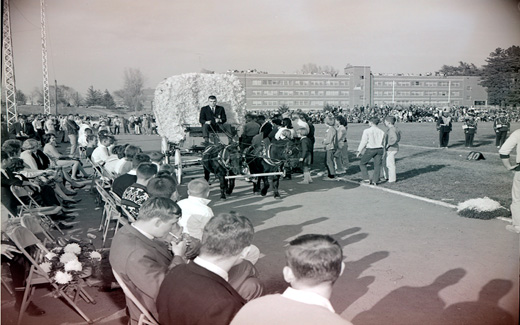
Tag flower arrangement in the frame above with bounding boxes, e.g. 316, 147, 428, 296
457, 197, 509, 220
39, 242, 102, 285
153, 73, 246, 144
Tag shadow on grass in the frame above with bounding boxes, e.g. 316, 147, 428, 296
398, 164, 447, 181
351, 268, 467, 324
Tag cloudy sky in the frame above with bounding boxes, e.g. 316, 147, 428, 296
9, 0, 520, 94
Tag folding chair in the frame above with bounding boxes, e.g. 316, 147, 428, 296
112, 269, 159, 325
95, 180, 125, 246
7, 226, 95, 325
10, 185, 64, 235
20, 214, 55, 244
87, 158, 115, 187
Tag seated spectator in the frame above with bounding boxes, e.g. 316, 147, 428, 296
103, 144, 127, 175
121, 163, 158, 220
147, 174, 179, 202
109, 197, 186, 324
231, 234, 352, 325
112, 153, 150, 198
177, 179, 213, 241
113, 145, 140, 175
91, 134, 114, 166
157, 213, 263, 325
84, 134, 97, 159
42, 133, 90, 180
149, 151, 164, 169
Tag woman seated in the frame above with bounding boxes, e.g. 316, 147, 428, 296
42, 134, 91, 180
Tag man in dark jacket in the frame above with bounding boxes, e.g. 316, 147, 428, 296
199, 95, 234, 145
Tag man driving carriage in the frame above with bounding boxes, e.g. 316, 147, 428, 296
199, 95, 235, 146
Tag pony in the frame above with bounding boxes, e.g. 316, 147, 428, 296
201, 143, 242, 199
244, 139, 300, 198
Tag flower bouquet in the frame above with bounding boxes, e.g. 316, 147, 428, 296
39, 242, 103, 287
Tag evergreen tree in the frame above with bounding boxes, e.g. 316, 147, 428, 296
102, 89, 116, 109
480, 46, 520, 106
85, 86, 103, 107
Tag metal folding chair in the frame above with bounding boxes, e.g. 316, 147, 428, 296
95, 180, 125, 246
112, 269, 159, 325
7, 226, 95, 324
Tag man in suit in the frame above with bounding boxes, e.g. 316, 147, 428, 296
9, 115, 36, 141
157, 212, 263, 325
109, 197, 187, 324
231, 234, 352, 325
199, 95, 234, 145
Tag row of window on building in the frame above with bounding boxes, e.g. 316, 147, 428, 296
374, 91, 463, 96
251, 90, 350, 96
374, 81, 471, 88
251, 100, 350, 106
251, 80, 349, 86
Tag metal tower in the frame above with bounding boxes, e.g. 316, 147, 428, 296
40, 0, 51, 114
2, 0, 18, 129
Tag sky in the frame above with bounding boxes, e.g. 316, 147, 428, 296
8, 0, 520, 95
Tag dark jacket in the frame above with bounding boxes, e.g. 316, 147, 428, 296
199, 105, 227, 126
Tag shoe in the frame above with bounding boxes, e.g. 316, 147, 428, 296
362, 180, 370, 184
63, 198, 81, 204
323, 177, 336, 181
57, 222, 73, 230
71, 183, 86, 189
16, 302, 46, 316
63, 190, 78, 196
506, 225, 520, 234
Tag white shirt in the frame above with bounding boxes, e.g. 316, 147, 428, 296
281, 287, 335, 313
193, 256, 228, 281
113, 158, 132, 175
357, 125, 385, 152
177, 196, 213, 240
91, 144, 110, 165
131, 223, 154, 240
499, 129, 520, 164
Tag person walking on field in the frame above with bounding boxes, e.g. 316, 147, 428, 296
382, 116, 401, 183
436, 108, 452, 148
494, 110, 510, 148
462, 112, 477, 148
357, 117, 385, 185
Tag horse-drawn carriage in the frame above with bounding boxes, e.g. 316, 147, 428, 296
153, 73, 300, 199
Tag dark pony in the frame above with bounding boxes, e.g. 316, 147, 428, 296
245, 139, 300, 198
201, 143, 242, 199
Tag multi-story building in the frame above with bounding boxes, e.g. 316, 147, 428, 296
234, 66, 488, 111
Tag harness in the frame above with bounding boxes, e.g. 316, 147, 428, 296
203, 144, 238, 172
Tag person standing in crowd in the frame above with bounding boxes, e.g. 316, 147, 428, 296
498, 129, 520, 234
382, 116, 401, 183
157, 213, 263, 325
322, 116, 338, 180
334, 115, 348, 175
199, 95, 235, 145
436, 108, 452, 148
65, 114, 80, 157
231, 234, 352, 325
462, 112, 477, 148
297, 128, 313, 185
357, 117, 385, 185
32, 115, 45, 146
240, 114, 260, 151
494, 110, 510, 149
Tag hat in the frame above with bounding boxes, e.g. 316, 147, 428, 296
21, 139, 39, 151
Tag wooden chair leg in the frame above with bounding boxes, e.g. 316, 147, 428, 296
57, 289, 93, 324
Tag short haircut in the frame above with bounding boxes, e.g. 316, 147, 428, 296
286, 234, 343, 285
200, 213, 254, 257
124, 145, 140, 159
147, 175, 177, 198
282, 118, 292, 128
132, 153, 151, 169
336, 115, 348, 127
385, 116, 396, 125
136, 163, 158, 180
369, 117, 380, 125
111, 145, 126, 159
208, 95, 217, 101
157, 164, 175, 176
324, 116, 335, 126
187, 178, 210, 197
149, 151, 164, 163
138, 197, 181, 222
2, 139, 22, 157
42, 133, 56, 144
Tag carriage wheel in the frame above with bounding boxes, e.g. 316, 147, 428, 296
174, 148, 182, 184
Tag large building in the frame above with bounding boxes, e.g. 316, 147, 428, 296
233, 66, 488, 111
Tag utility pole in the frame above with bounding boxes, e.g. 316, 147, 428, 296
41, 0, 51, 114
55, 79, 58, 114
2, 0, 18, 130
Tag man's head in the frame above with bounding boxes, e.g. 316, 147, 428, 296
369, 117, 380, 126
136, 163, 158, 183
385, 116, 396, 126
200, 213, 254, 259
149, 151, 164, 164
187, 178, 210, 199
124, 145, 140, 160
208, 95, 217, 108
147, 174, 179, 201
137, 197, 182, 238
284, 234, 344, 287
131, 153, 151, 169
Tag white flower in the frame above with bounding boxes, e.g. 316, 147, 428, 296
457, 197, 503, 212
59, 252, 78, 264
89, 251, 102, 261
39, 262, 52, 273
64, 243, 81, 255
54, 271, 73, 284
64, 260, 83, 272
45, 252, 57, 261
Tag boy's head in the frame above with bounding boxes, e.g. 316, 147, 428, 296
149, 151, 164, 163
187, 178, 210, 199
147, 174, 179, 201
86, 135, 97, 146
284, 234, 344, 287
131, 154, 151, 169
297, 128, 309, 137
385, 116, 396, 126
136, 162, 158, 182
369, 117, 380, 126
200, 213, 254, 258
124, 145, 140, 160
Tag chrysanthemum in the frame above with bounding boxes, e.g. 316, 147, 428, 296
64, 243, 81, 255
64, 260, 83, 272
89, 251, 102, 261
54, 271, 73, 284
45, 252, 57, 261
59, 252, 78, 264
39, 262, 52, 273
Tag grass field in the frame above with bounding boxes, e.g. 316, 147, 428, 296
312, 121, 518, 209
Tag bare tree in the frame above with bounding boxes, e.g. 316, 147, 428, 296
115, 68, 145, 112
299, 63, 339, 76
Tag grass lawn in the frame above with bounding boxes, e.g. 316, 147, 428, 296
312, 121, 517, 209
